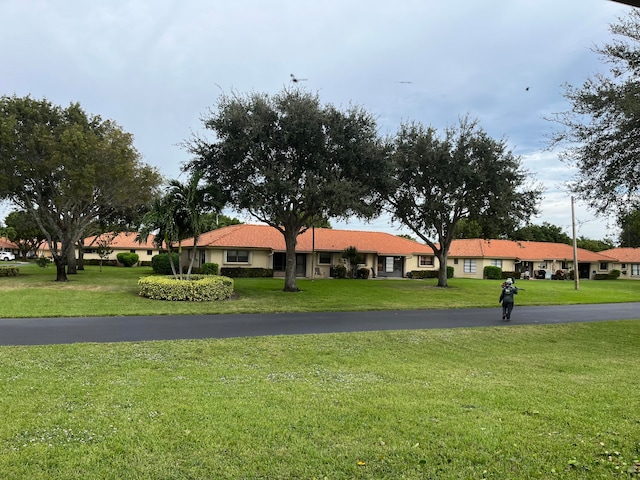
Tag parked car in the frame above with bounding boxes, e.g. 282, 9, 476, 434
0, 251, 16, 261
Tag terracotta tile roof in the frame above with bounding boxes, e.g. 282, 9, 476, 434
0, 237, 19, 249
190, 224, 435, 256
83, 232, 159, 250
600, 247, 640, 263
447, 238, 618, 262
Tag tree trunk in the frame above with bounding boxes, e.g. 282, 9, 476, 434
67, 248, 77, 274
77, 239, 85, 271
436, 252, 448, 287
283, 229, 299, 292
55, 257, 68, 282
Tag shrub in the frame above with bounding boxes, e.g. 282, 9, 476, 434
356, 267, 370, 279
220, 267, 273, 278
138, 274, 234, 301
36, 256, 50, 268
117, 252, 139, 267
608, 269, 621, 279
409, 268, 453, 279
0, 266, 19, 277
484, 266, 502, 280
332, 264, 347, 279
151, 253, 180, 275
201, 263, 219, 275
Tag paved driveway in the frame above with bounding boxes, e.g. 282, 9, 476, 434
1, 302, 639, 346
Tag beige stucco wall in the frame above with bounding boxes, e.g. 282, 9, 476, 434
80, 247, 160, 264
613, 262, 640, 279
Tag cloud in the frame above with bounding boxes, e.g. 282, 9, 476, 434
1, 0, 632, 241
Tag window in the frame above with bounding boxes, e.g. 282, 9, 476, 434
632, 264, 640, 276
599, 262, 608, 271
318, 252, 332, 264
130, 249, 136, 254
463, 259, 476, 273
226, 249, 249, 263
419, 255, 434, 267
621, 263, 627, 269
454, 259, 459, 265
147, 250, 152, 256
561, 261, 569, 270
491, 259, 502, 268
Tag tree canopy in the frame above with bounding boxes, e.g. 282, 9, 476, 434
186, 89, 386, 291
0, 95, 161, 281
549, 10, 640, 216
512, 222, 572, 245
385, 117, 541, 287
3, 210, 47, 259
618, 204, 640, 247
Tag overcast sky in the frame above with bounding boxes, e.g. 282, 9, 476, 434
1, 0, 633, 241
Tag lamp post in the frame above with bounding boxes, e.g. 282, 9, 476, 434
571, 196, 579, 290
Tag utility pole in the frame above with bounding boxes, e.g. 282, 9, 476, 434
571, 196, 579, 290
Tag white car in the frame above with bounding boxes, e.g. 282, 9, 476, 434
0, 251, 16, 261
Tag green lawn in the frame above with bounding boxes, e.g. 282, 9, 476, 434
1, 263, 639, 318
1, 264, 639, 478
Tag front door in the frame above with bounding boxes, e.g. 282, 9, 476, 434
296, 254, 306, 277
377, 256, 404, 277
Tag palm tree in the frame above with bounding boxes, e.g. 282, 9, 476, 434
138, 173, 223, 279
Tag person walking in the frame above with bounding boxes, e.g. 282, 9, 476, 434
499, 278, 518, 321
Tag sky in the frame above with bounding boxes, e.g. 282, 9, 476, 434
1, 0, 634, 241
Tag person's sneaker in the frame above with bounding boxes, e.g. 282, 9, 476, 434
506, 317, 511, 321
502, 314, 506, 320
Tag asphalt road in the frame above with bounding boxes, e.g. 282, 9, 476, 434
1, 302, 639, 346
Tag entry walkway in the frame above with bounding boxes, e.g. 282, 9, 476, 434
1, 303, 639, 346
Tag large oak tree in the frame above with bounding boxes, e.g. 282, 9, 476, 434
0, 95, 161, 281
385, 117, 541, 287
549, 10, 640, 216
185, 89, 386, 291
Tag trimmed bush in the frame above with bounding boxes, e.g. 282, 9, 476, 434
201, 263, 219, 275
220, 267, 273, 278
82, 258, 117, 267
151, 253, 180, 275
356, 267, 370, 279
117, 252, 139, 267
409, 267, 454, 279
36, 256, 50, 268
138, 274, 234, 301
332, 264, 347, 279
0, 266, 19, 277
484, 265, 502, 280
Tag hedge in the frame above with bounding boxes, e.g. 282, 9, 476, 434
0, 266, 19, 277
594, 270, 621, 280
409, 266, 454, 279
483, 265, 502, 280
151, 253, 180, 275
220, 267, 273, 278
117, 252, 139, 267
138, 275, 234, 301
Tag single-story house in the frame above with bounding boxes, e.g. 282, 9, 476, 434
599, 247, 640, 279
0, 237, 19, 257
182, 224, 437, 278
81, 232, 162, 264
446, 239, 619, 280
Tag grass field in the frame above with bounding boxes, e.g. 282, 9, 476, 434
0, 264, 639, 478
1, 263, 640, 318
